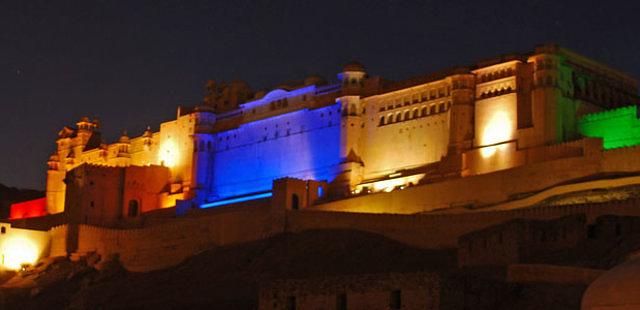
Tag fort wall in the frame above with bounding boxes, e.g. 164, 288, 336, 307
287, 198, 640, 249
507, 264, 604, 285
259, 272, 442, 310
69, 204, 273, 272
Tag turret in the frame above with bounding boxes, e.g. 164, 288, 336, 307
338, 61, 367, 96
190, 105, 217, 205
45, 152, 65, 214
113, 131, 131, 166
332, 61, 367, 196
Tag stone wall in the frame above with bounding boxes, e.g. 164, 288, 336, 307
67, 203, 273, 272
457, 215, 587, 267
287, 198, 640, 249
507, 264, 604, 285
258, 272, 441, 310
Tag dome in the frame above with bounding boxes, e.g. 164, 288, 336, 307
343, 61, 365, 72
582, 257, 640, 309
118, 131, 130, 144
143, 126, 153, 138
48, 153, 59, 162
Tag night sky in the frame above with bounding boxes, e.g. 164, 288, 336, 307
1, 1, 639, 190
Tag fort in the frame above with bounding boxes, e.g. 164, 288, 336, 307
2, 44, 640, 309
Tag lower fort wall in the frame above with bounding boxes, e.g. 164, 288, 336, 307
506, 264, 604, 285
41, 197, 640, 272
65, 205, 273, 272
259, 272, 441, 310
287, 198, 640, 249
311, 138, 640, 215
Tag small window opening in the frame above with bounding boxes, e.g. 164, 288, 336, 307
390, 290, 401, 309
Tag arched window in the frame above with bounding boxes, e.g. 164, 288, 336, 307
387, 114, 393, 124
421, 107, 427, 117
429, 105, 436, 114
404, 111, 411, 120
395, 113, 402, 122
412, 109, 419, 118
128, 200, 139, 217
291, 194, 300, 210
379, 116, 385, 126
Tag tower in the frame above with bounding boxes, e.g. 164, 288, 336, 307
333, 61, 366, 195
443, 71, 476, 173
189, 105, 216, 205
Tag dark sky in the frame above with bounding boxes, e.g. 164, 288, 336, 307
1, 0, 639, 190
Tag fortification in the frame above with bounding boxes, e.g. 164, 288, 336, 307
1, 44, 640, 272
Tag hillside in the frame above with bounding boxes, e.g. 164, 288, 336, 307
3, 225, 639, 309
0, 229, 457, 309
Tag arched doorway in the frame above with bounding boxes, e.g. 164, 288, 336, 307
291, 194, 299, 210
128, 200, 139, 217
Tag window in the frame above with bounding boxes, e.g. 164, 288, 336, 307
429, 105, 436, 114
387, 115, 393, 124
404, 111, 411, 120
90, 201, 95, 208
395, 113, 402, 122
291, 194, 300, 210
390, 290, 401, 309
379, 117, 385, 126
587, 225, 597, 239
317, 186, 324, 198
1, 227, 5, 234
336, 294, 347, 310
128, 200, 139, 217
412, 109, 419, 118
286, 296, 296, 310
421, 107, 427, 117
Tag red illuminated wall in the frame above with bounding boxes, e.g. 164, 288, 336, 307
10, 197, 48, 219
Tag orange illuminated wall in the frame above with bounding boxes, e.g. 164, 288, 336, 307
9, 197, 48, 219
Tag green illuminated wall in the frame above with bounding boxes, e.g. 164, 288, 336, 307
578, 105, 640, 149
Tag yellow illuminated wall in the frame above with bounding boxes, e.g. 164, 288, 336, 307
0, 224, 50, 270
360, 82, 452, 181
475, 93, 518, 151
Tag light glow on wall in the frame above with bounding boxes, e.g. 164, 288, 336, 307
211, 103, 342, 199
1, 236, 39, 270
200, 192, 272, 208
482, 111, 512, 145
578, 105, 640, 149
159, 139, 179, 167
355, 174, 425, 194
9, 198, 47, 219
480, 144, 509, 158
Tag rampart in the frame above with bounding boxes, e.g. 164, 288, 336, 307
62, 203, 273, 272
286, 198, 640, 249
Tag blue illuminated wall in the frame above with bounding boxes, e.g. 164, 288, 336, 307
209, 102, 342, 199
